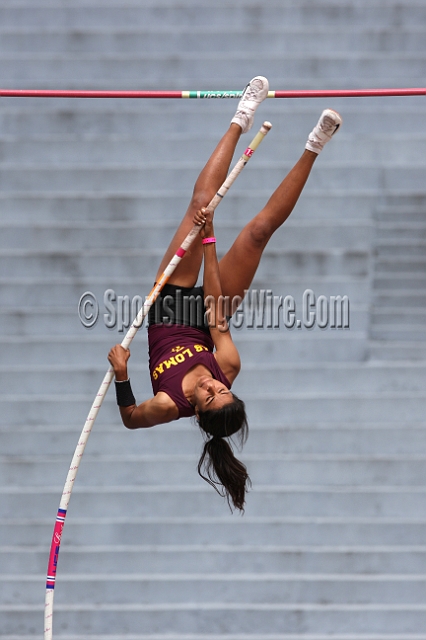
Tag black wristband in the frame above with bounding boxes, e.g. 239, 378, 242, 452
115, 379, 136, 407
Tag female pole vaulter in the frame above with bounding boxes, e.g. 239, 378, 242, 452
108, 76, 342, 510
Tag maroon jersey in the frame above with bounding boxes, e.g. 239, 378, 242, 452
148, 324, 231, 418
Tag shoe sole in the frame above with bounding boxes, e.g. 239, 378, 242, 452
323, 108, 343, 135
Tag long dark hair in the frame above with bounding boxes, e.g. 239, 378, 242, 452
196, 393, 250, 511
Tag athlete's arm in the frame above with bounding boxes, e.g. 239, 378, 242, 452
108, 345, 179, 428
118, 393, 179, 428
194, 209, 241, 383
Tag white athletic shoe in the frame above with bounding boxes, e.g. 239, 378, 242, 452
305, 109, 342, 154
231, 76, 269, 133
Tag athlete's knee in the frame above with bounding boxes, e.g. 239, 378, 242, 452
247, 217, 273, 248
190, 188, 215, 213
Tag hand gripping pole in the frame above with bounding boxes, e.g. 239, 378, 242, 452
44, 120, 271, 639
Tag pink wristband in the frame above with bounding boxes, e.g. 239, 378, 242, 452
202, 237, 216, 245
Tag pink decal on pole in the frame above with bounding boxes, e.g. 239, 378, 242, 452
46, 509, 67, 589
244, 147, 254, 158
176, 247, 186, 258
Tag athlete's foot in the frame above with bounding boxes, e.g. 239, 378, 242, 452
305, 109, 342, 154
231, 76, 269, 134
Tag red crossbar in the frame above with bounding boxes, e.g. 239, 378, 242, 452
0, 88, 425, 99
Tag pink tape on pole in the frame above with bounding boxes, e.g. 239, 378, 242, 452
176, 247, 186, 258
46, 509, 67, 589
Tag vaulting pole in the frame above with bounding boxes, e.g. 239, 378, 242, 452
44, 120, 272, 640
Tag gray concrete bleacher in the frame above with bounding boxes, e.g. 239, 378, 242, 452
1, 1, 426, 638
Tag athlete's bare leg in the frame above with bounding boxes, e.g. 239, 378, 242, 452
218, 149, 317, 302
154, 124, 242, 287
154, 76, 270, 287
218, 108, 342, 304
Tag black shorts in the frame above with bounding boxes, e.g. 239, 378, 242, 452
148, 283, 210, 334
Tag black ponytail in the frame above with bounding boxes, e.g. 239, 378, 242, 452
196, 394, 250, 511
